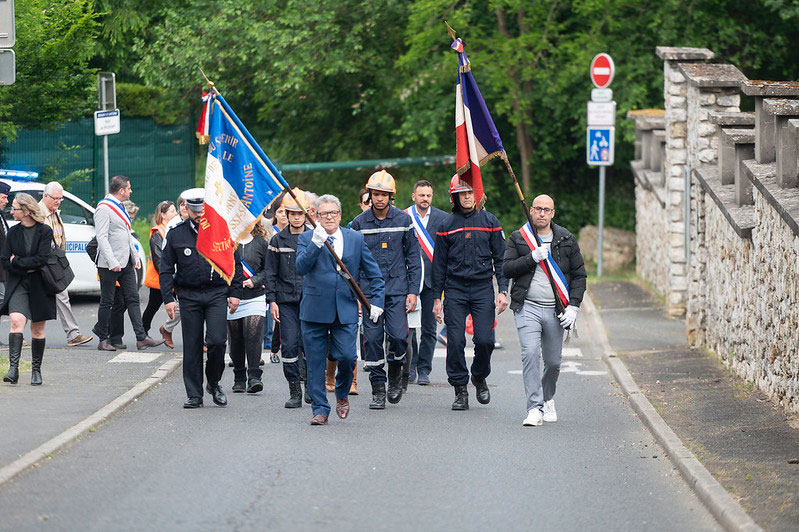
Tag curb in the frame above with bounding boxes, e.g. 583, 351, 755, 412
0, 355, 182, 488
581, 291, 762, 532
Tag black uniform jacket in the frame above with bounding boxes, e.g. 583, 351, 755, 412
431, 208, 508, 296
502, 222, 587, 313
238, 236, 268, 301
158, 219, 243, 304
265, 226, 308, 305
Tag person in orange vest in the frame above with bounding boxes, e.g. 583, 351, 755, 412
141, 201, 178, 340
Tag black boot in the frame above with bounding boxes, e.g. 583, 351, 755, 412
471, 375, 490, 404
285, 381, 302, 408
31, 338, 45, 386
232, 368, 247, 393
369, 383, 386, 410
452, 385, 469, 410
3, 333, 22, 384
387, 364, 403, 404
401, 373, 409, 393
303, 382, 311, 404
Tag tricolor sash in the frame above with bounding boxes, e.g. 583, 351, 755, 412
406, 206, 434, 262
241, 259, 264, 288
519, 223, 569, 308
97, 197, 132, 231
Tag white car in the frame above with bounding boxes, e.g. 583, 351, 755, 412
0, 177, 147, 294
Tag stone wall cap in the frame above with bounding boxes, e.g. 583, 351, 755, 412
742, 80, 799, 96
762, 98, 799, 116
720, 128, 756, 144
626, 109, 665, 121
639, 117, 666, 131
655, 46, 714, 61
653, 130, 666, 140
677, 63, 746, 88
709, 111, 755, 126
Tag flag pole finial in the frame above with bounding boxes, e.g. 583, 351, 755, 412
444, 20, 457, 41
199, 67, 219, 95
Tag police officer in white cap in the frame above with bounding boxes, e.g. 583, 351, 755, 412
159, 190, 244, 408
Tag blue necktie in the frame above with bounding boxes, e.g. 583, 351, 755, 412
327, 235, 334, 245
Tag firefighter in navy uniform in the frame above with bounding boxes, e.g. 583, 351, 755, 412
159, 193, 244, 409
350, 170, 421, 409
432, 176, 509, 410
266, 188, 312, 409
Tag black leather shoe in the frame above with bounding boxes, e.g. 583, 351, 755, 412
98, 340, 116, 351
452, 385, 469, 410
369, 383, 386, 410
471, 376, 490, 404
387, 364, 403, 404
183, 397, 203, 408
206, 384, 228, 406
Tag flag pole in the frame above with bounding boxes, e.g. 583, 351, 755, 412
443, 25, 565, 316
199, 69, 372, 312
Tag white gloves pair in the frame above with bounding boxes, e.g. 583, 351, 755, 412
369, 305, 383, 324
311, 224, 328, 247
530, 243, 550, 262
558, 305, 578, 330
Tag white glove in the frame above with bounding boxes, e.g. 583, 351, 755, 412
369, 305, 384, 324
311, 224, 327, 247
531, 243, 550, 262
558, 305, 578, 330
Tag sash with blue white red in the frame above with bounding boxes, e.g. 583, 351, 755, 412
519, 223, 569, 308
406, 205, 434, 262
240, 259, 265, 288
97, 197, 132, 231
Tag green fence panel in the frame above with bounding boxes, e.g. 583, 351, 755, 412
2, 117, 195, 220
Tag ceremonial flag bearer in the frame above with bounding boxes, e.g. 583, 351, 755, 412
432, 176, 509, 410
159, 192, 244, 408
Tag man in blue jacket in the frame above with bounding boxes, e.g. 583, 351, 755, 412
296, 194, 385, 425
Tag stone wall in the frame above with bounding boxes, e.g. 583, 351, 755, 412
629, 47, 799, 413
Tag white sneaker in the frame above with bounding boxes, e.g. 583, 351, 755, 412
523, 409, 543, 426
543, 400, 557, 422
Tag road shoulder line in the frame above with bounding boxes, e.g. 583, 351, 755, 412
0, 356, 182, 487
582, 292, 762, 532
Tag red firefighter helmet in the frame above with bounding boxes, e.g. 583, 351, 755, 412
449, 174, 473, 204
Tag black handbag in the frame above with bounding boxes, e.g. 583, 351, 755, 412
85, 236, 98, 262
41, 238, 76, 295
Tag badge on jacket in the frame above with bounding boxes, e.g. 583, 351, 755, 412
184, 248, 192, 256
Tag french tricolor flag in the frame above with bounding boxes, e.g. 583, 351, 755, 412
452, 38, 505, 206
196, 92, 288, 283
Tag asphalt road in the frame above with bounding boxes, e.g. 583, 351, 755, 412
0, 293, 720, 531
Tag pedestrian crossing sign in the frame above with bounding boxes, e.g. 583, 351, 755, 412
586, 127, 614, 166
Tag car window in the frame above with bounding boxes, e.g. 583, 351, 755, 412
1, 190, 44, 222
60, 197, 92, 225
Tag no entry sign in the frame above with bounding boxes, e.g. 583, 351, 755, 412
590, 53, 615, 88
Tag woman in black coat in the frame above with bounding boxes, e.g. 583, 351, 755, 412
1, 193, 57, 386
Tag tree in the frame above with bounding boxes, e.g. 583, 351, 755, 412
0, 0, 99, 142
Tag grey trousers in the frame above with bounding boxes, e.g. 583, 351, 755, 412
514, 301, 564, 412
56, 288, 80, 341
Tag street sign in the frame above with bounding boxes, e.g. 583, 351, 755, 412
586, 127, 614, 165
0, 49, 14, 85
94, 109, 121, 136
587, 101, 616, 126
97, 72, 116, 110
591, 88, 613, 102
0, 0, 14, 48
590, 53, 615, 88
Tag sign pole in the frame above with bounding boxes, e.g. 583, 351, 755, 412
598, 165, 605, 277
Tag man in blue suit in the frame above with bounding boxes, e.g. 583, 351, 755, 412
296, 194, 385, 425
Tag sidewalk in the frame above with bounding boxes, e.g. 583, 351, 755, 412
0, 345, 179, 476
590, 280, 799, 531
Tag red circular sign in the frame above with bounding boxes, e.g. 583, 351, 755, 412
590, 53, 615, 88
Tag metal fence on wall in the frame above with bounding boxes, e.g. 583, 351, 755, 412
1, 117, 195, 219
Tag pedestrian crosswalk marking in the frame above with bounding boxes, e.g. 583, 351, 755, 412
108, 352, 162, 363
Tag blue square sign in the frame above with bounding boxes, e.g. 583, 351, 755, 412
587, 127, 614, 166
